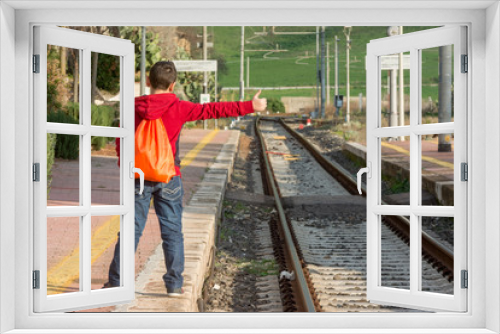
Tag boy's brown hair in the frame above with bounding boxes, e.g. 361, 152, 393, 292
149, 61, 177, 90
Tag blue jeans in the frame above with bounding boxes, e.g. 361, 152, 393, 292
108, 176, 185, 291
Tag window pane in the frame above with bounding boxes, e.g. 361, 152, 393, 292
380, 137, 410, 205
47, 134, 80, 206
91, 215, 121, 290
91, 52, 121, 128
47, 216, 80, 295
421, 216, 454, 294
91, 136, 121, 206
380, 52, 410, 127
420, 45, 454, 125
381, 215, 410, 290
47, 45, 80, 124
421, 134, 454, 206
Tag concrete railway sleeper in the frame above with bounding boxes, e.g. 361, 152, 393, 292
255, 117, 454, 312
279, 118, 454, 282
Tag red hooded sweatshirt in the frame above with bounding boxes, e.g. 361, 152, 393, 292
116, 93, 254, 177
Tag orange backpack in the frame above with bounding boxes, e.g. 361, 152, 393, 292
134, 118, 176, 183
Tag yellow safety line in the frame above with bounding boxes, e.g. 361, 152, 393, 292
47, 216, 120, 295
47, 129, 220, 293
381, 141, 454, 170
180, 129, 219, 170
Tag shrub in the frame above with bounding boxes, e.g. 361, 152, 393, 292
47, 103, 118, 158
91, 104, 117, 151
119, 27, 162, 72
47, 110, 79, 159
267, 98, 286, 114
47, 133, 57, 197
94, 54, 121, 94
64, 101, 79, 121
184, 121, 199, 129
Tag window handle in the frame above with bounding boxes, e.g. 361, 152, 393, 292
129, 162, 144, 195
357, 162, 371, 195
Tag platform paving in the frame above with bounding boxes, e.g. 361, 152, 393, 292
343, 138, 455, 205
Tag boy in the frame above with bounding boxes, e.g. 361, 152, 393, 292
105, 61, 267, 296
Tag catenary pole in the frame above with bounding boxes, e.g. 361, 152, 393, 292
240, 26, 245, 101
203, 26, 208, 130
315, 26, 320, 118
320, 26, 326, 119
212, 27, 218, 129
247, 56, 250, 88
327, 42, 330, 107
390, 69, 398, 128
398, 26, 405, 140
438, 45, 452, 152
335, 35, 339, 116
344, 27, 352, 123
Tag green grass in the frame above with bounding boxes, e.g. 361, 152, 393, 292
222, 88, 316, 101
181, 26, 445, 104
238, 259, 279, 277
233, 201, 246, 212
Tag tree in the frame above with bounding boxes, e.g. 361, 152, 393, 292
119, 26, 162, 73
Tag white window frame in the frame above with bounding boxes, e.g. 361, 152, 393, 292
33, 25, 136, 312
365, 26, 467, 312
1, 2, 498, 333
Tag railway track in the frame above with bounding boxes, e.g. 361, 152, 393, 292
254, 117, 454, 312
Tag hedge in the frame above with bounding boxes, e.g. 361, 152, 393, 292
91, 104, 117, 151
47, 110, 79, 160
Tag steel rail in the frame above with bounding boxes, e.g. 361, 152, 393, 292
278, 118, 454, 280
254, 117, 317, 312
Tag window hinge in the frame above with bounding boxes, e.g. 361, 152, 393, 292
461, 270, 468, 289
461, 54, 468, 73
461, 162, 468, 181
33, 54, 40, 73
33, 270, 40, 289
33, 163, 40, 182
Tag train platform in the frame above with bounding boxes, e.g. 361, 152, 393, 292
343, 138, 454, 205
47, 128, 240, 313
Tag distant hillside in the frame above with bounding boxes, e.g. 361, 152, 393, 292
178, 26, 444, 104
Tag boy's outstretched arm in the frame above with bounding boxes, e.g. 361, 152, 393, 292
181, 90, 267, 122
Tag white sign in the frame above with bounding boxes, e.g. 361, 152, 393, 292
173, 60, 217, 72
200, 94, 210, 104
380, 54, 411, 70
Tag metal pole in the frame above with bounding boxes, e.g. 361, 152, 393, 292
215, 70, 218, 129
335, 35, 339, 116
140, 26, 146, 96
203, 26, 208, 93
346, 43, 350, 123
398, 26, 405, 140
320, 26, 326, 119
247, 56, 250, 88
315, 26, 320, 118
327, 42, 330, 108
203, 26, 208, 130
240, 26, 245, 101
213, 26, 218, 129
344, 27, 352, 123
438, 45, 452, 152
390, 69, 398, 128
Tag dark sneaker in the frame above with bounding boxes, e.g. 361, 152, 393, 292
167, 287, 184, 297
102, 282, 119, 289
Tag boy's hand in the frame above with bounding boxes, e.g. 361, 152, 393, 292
252, 90, 267, 112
